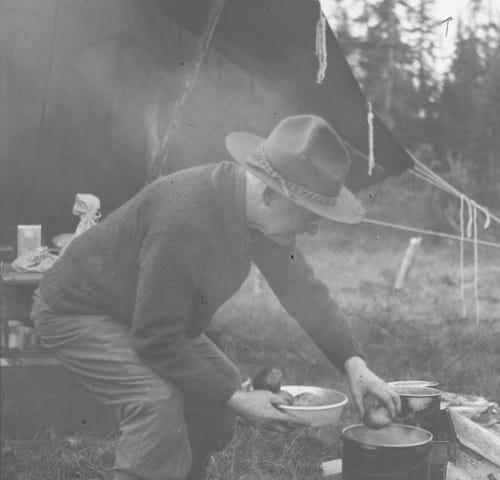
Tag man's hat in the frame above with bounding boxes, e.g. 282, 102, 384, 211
225, 114, 365, 224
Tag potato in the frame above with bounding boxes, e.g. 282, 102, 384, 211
252, 367, 283, 393
362, 393, 392, 429
363, 406, 392, 429
292, 392, 323, 406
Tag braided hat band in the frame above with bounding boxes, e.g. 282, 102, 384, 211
249, 144, 338, 206
225, 115, 365, 224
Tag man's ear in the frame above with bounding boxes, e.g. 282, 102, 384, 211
262, 186, 278, 207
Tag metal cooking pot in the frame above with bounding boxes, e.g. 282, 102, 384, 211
393, 386, 441, 437
341, 423, 433, 480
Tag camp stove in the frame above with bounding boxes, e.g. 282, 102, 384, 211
428, 408, 458, 480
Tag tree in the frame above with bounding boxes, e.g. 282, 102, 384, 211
475, 36, 500, 206
439, 1, 500, 207
355, 0, 409, 130
349, 0, 440, 152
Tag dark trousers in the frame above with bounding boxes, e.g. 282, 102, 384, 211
31, 292, 241, 480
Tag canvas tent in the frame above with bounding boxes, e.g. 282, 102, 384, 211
0, 0, 414, 245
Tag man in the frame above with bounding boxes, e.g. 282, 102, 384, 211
31, 115, 401, 480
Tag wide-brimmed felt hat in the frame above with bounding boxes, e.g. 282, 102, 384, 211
225, 114, 365, 224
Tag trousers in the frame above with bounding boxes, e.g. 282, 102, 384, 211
30, 291, 240, 480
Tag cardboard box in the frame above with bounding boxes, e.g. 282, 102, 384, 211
17, 225, 41, 257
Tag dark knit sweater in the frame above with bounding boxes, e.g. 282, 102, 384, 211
39, 162, 362, 408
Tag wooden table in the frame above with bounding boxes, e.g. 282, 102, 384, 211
0, 263, 117, 438
0, 262, 43, 354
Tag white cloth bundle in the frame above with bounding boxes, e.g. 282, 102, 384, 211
11, 246, 59, 273
59, 193, 101, 255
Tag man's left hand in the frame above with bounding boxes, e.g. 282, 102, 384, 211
344, 356, 401, 419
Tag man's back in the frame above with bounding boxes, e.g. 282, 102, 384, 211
39, 163, 221, 320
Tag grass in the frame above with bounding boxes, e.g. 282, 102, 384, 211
1, 434, 114, 480
206, 426, 333, 480
215, 222, 500, 400
2, 190, 500, 479
1, 427, 333, 480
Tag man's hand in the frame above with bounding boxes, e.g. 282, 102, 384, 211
227, 390, 311, 433
344, 356, 401, 419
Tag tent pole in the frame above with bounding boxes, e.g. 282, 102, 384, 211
145, 0, 227, 184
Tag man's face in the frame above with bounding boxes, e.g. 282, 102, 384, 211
257, 189, 323, 246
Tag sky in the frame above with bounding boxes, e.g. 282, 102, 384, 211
432, 0, 499, 74
431, 0, 498, 41
432, 0, 474, 52
320, 0, 500, 79
433, 0, 468, 20
430, 0, 469, 72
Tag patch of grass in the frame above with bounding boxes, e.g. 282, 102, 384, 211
208, 424, 333, 480
214, 221, 500, 403
1, 434, 114, 480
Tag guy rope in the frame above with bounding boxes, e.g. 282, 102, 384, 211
363, 126, 500, 325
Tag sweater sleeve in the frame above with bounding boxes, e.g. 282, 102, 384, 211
250, 234, 363, 372
130, 221, 238, 409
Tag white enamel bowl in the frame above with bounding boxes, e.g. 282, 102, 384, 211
278, 385, 348, 427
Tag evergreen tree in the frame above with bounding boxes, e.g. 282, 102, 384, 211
356, 0, 410, 130
403, 0, 441, 149
351, 0, 440, 151
439, 0, 500, 206
475, 35, 500, 206
440, 22, 483, 168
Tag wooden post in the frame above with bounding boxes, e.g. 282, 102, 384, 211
394, 236, 422, 291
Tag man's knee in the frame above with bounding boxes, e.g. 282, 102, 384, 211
120, 391, 186, 446
115, 392, 192, 480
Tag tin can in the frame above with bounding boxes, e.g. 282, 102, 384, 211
7, 325, 38, 350
393, 386, 442, 438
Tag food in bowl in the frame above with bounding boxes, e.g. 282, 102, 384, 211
277, 389, 294, 405
292, 392, 323, 406
251, 369, 348, 426
252, 368, 324, 406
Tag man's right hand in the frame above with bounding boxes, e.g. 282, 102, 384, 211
227, 390, 310, 433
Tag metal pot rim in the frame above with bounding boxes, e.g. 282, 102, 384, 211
393, 386, 442, 397
389, 380, 439, 388
341, 424, 433, 448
